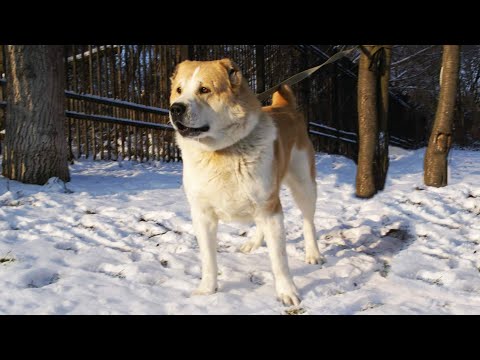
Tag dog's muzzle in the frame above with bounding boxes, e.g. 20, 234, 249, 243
169, 103, 210, 137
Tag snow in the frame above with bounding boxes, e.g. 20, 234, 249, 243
0, 147, 479, 314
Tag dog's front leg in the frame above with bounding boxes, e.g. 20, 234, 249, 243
191, 207, 219, 296
256, 207, 301, 306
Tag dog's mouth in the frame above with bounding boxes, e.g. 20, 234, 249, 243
174, 121, 210, 137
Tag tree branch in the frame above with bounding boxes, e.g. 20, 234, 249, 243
391, 45, 438, 67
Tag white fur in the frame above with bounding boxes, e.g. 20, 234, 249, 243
179, 115, 276, 223
171, 66, 320, 306
239, 146, 323, 266
177, 114, 306, 305
285, 147, 324, 265
178, 115, 296, 304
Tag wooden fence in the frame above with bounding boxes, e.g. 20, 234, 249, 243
64, 45, 180, 162
1, 45, 428, 162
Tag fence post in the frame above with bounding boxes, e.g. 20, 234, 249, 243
180, 45, 193, 61
255, 45, 265, 94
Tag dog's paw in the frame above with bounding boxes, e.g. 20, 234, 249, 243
305, 250, 325, 265
240, 239, 263, 253
276, 281, 301, 306
192, 285, 218, 296
278, 291, 301, 307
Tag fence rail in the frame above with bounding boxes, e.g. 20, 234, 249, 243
65, 110, 173, 130
390, 135, 417, 148
65, 91, 170, 115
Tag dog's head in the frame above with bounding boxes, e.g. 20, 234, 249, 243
169, 59, 261, 151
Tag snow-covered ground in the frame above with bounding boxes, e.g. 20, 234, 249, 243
1, 147, 479, 314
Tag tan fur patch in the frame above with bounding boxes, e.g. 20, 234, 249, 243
260, 86, 317, 214
170, 59, 260, 112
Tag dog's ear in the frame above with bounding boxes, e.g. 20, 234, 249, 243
219, 58, 242, 87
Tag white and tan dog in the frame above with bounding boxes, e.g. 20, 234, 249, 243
169, 59, 322, 306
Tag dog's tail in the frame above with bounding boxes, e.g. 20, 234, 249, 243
271, 84, 296, 108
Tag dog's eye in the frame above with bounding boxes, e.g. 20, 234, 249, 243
176, 87, 182, 94
199, 86, 211, 94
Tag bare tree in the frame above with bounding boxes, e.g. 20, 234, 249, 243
356, 45, 391, 198
2, 45, 70, 184
424, 45, 460, 187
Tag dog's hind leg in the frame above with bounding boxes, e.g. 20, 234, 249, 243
240, 225, 264, 253
285, 148, 324, 265
256, 205, 300, 306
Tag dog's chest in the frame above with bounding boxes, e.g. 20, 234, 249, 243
183, 150, 273, 221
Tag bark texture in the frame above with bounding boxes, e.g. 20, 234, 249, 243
424, 45, 460, 187
356, 45, 378, 198
2, 45, 70, 184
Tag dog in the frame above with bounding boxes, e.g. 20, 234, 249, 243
169, 59, 322, 306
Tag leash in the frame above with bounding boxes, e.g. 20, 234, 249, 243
256, 46, 359, 102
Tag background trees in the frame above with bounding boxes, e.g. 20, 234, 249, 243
337, 44, 479, 147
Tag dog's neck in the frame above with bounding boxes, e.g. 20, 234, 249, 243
220, 112, 276, 155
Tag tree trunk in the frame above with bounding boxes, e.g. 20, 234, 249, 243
179, 45, 193, 61
2, 45, 70, 184
374, 45, 392, 191
356, 45, 378, 198
424, 45, 460, 187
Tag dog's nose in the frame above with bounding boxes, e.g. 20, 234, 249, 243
170, 103, 186, 116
